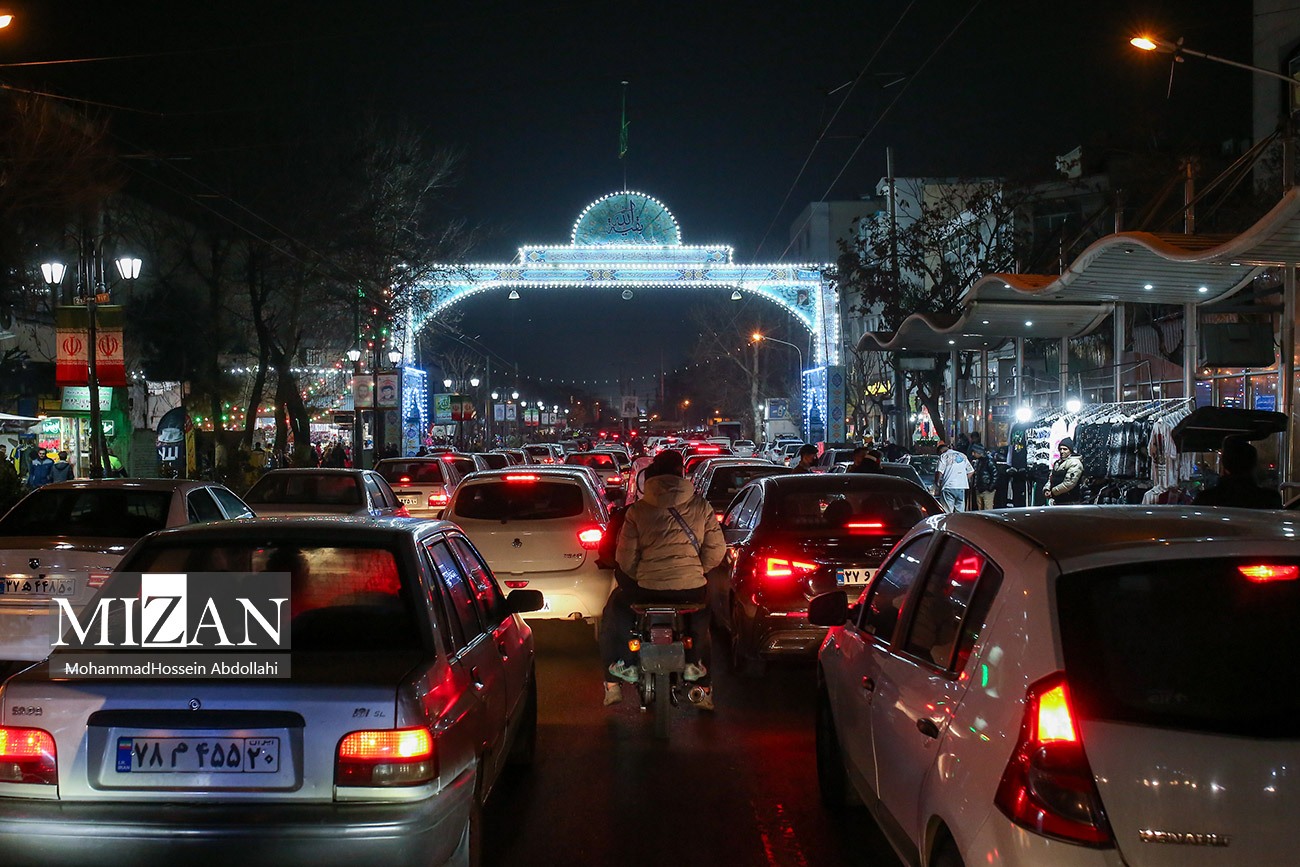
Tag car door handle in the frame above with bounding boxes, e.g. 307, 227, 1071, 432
470, 667, 485, 689
861, 676, 875, 692
497, 641, 509, 660
916, 718, 940, 739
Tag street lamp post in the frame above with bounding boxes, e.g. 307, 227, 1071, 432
346, 346, 362, 467
751, 332, 804, 389
42, 247, 141, 479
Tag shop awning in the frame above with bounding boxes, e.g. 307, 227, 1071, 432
858, 300, 1114, 353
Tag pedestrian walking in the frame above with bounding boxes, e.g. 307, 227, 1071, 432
51, 451, 74, 482
933, 441, 974, 512
971, 444, 998, 510
26, 447, 55, 489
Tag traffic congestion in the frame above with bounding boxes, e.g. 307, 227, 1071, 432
0, 425, 1297, 866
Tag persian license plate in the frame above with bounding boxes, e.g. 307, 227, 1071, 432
398, 495, 421, 507
836, 568, 876, 586
115, 736, 281, 774
0, 576, 75, 596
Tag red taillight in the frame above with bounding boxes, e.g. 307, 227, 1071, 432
88, 571, 110, 589
0, 726, 57, 785
763, 556, 819, 580
442, 455, 456, 461
844, 521, 886, 534
399, 475, 412, 483
716, 512, 725, 522
1239, 564, 1299, 583
606, 474, 623, 485
578, 526, 604, 549
427, 491, 448, 507
504, 474, 539, 482
394, 505, 411, 518
336, 727, 436, 787
994, 674, 1113, 847
504, 580, 529, 589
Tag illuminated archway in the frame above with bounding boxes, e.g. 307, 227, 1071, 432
412, 191, 845, 440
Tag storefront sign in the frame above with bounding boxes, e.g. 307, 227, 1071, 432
61, 387, 113, 412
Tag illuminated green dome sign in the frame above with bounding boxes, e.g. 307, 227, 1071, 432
571, 191, 682, 246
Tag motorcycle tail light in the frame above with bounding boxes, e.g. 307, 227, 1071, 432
336, 727, 436, 787
627, 638, 642, 653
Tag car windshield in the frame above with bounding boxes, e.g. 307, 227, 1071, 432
771, 488, 935, 532
376, 461, 445, 485
566, 453, 616, 468
0, 489, 172, 538
121, 542, 420, 651
244, 473, 362, 506
1057, 557, 1300, 738
452, 480, 585, 520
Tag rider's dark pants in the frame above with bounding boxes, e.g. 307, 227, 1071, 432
600, 585, 710, 686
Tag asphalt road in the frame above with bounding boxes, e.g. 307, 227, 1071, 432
483, 620, 902, 867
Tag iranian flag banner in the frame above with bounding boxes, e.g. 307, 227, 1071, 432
55, 305, 126, 387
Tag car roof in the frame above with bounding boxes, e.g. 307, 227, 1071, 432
257, 468, 370, 475
134, 515, 456, 544
39, 478, 225, 493
756, 473, 927, 494
941, 506, 1300, 569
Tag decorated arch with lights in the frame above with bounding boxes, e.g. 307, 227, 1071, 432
409, 191, 845, 440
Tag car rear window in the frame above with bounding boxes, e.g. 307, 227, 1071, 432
123, 543, 421, 652
244, 474, 362, 506
706, 466, 790, 504
566, 454, 616, 468
1057, 558, 1300, 738
0, 489, 172, 537
452, 480, 585, 521
477, 453, 509, 469
771, 489, 935, 532
377, 461, 446, 485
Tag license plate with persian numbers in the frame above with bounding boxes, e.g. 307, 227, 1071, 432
0, 575, 75, 596
115, 736, 281, 774
836, 568, 876, 586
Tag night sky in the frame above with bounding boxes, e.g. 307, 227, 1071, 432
1, 1, 1255, 391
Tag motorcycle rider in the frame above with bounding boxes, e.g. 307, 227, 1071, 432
600, 449, 725, 709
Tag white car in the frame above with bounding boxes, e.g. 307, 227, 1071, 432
444, 469, 613, 622
731, 439, 757, 457
811, 506, 1300, 867
0, 479, 254, 678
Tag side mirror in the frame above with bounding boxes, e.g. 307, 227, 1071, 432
808, 590, 849, 626
506, 589, 545, 614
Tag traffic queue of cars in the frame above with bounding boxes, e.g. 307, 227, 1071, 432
1, 438, 1297, 865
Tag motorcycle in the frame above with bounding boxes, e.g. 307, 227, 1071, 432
628, 603, 708, 739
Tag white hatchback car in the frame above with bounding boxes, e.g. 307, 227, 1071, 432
444, 469, 613, 622
811, 506, 1300, 867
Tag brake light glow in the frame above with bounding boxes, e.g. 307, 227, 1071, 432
427, 492, 449, 507
578, 526, 604, 549
1238, 564, 1299, 583
606, 474, 623, 485
0, 726, 57, 785
442, 455, 457, 461
504, 580, 529, 589
504, 474, 539, 482
954, 552, 985, 580
716, 512, 725, 522
394, 505, 411, 518
764, 557, 819, 580
698, 446, 721, 453
399, 475, 411, 483
336, 727, 436, 787
994, 674, 1113, 847
845, 521, 886, 534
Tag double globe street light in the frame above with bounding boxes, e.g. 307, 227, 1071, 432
348, 344, 402, 468
42, 253, 142, 479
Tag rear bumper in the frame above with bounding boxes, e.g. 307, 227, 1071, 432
515, 570, 614, 621
0, 771, 472, 867
753, 612, 827, 656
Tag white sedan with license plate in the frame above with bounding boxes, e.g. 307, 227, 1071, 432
812, 506, 1300, 867
444, 469, 613, 624
0, 517, 542, 866
0, 479, 253, 679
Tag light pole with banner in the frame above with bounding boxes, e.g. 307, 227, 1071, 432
43, 244, 140, 479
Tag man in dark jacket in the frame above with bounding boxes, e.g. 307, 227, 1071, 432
971, 445, 998, 510
26, 448, 54, 489
1192, 436, 1282, 509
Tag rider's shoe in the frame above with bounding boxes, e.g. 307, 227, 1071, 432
603, 682, 623, 706
683, 662, 708, 682
608, 660, 641, 684
688, 686, 714, 711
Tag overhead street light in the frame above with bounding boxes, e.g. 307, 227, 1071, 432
0, 11, 13, 29
1129, 33, 1300, 88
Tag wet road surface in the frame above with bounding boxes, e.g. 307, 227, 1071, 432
484, 620, 902, 866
